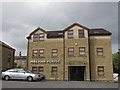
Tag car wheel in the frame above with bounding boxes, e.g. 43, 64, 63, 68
4, 75, 10, 81
27, 76, 33, 82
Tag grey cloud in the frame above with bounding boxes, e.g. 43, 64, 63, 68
2, 2, 118, 55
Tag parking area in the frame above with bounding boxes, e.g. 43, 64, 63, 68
1, 80, 119, 88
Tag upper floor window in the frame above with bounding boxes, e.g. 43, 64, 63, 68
79, 30, 84, 38
68, 47, 74, 56
39, 34, 44, 41
79, 47, 85, 56
68, 30, 73, 39
33, 50, 38, 57
8, 54, 11, 62
33, 33, 44, 41
33, 34, 39, 41
51, 67, 57, 75
39, 49, 44, 57
52, 49, 57, 57
21, 60, 24, 65
97, 48, 103, 56
98, 66, 104, 76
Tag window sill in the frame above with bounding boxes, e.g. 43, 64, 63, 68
68, 56, 75, 57
96, 56, 105, 58
78, 55, 87, 57
38, 57, 45, 58
97, 76, 105, 78
51, 56, 58, 58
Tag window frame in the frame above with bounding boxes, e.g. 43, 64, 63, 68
52, 49, 58, 57
79, 47, 85, 56
32, 66, 37, 74
39, 49, 44, 57
97, 48, 103, 56
39, 33, 44, 41
32, 49, 38, 57
33, 34, 39, 41
68, 30, 74, 39
38, 66, 44, 74
68, 47, 74, 56
78, 30, 84, 38
51, 66, 57, 76
98, 66, 104, 76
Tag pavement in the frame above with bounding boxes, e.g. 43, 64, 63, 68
1, 80, 119, 88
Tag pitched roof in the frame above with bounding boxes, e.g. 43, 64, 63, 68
64, 23, 89, 32
27, 23, 112, 39
47, 31, 64, 38
0, 41, 15, 50
15, 56, 27, 60
89, 28, 112, 35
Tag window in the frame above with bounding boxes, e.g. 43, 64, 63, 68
98, 66, 104, 76
38, 67, 44, 74
21, 61, 24, 65
39, 49, 44, 57
39, 34, 44, 41
32, 67, 37, 74
97, 48, 103, 56
68, 47, 74, 56
79, 47, 85, 56
52, 49, 57, 57
8, 54, 11, 62
68, 30, 73, 39
33, 50, 38, 57
33, 34, 38, 41
51, 67, 57, 75
79, 30, 84, 38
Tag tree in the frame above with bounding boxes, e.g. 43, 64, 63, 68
112, 53, 119, 73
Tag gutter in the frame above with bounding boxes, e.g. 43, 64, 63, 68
88, 29, 92, 81
63, 33, 65, 81
27, 39, 29, 70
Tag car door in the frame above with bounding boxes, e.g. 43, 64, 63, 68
17, 69, 27, 79
9, 69, 18, 79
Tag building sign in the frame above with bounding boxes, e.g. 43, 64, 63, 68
30, 60, 60, 64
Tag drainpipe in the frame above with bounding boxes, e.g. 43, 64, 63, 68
88, 29, 92, 81
27, 39, 29, 70
63, 32, 65, 81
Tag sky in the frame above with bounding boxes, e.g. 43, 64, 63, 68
1, 1, 118, 56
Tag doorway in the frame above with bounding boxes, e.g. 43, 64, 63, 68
68, 66, 86, 81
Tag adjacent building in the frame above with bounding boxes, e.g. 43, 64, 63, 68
14, 52, 27, 70
26, 23, 113, 82
0, 41, 15, 71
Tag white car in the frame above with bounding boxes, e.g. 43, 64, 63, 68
1, 68, 42, 82
113, 73, 118, 81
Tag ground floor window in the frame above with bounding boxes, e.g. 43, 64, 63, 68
98, 66, 104, 76
38, 67, 44, 74
32, 66, 44, 74
51, 67, 57, 75
32, 67, 37, 74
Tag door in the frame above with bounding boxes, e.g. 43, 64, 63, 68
17, 70, 27, 79
68, 66, 85, 81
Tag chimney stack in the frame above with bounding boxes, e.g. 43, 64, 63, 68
19, 51, 21, 57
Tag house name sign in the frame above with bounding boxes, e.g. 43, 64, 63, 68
30, 60, 60, 64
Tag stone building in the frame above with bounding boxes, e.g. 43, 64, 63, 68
14, 52, 27, 70
26, 23, 113, 82
0, 41, 15, 71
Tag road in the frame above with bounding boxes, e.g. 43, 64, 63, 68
1, 80, 119, 88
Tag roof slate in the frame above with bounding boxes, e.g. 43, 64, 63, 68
27, 23, 112, 39
89, 28, 112, 35
0, 41, 15, 50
